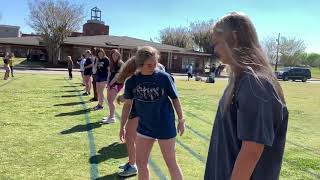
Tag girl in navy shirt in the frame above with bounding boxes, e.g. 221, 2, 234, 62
93, 48, 110, 111
120, 46, 185, 180
205, 12, 288, 180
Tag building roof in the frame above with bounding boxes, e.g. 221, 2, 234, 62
0, 36, 41, 46
0, 35, 212, 56
0, 24, 20, 29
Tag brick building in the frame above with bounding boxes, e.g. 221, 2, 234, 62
0, 7, 213, 73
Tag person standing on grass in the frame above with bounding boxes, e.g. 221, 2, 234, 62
3, 52, 11, 80
204, 12, 288, 180
120, 46, 185, 180
102, 49, 124, 123
67, 56, 73, 80
90, 47, 99, 102
78, 54, 86, 86
93, 48, 111, 111
83, 50, 93, 96
115, 54, 170, 177
187, 63, 193, 81
9, 52, 15, 77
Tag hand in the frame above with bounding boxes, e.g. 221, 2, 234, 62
116, 95, 123, 105
107, 84, 111, 89
177, 121, 185, 136
119, 127, 126, 143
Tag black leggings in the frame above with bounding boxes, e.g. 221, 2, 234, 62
10, 66, 13, 76
68, 68, 72, 79
92, 74, 97, 99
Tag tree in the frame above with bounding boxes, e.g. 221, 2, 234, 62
262, 37, 278, 64
28, 0, 84, 64
305, 53, 320, 67
189, 19, 215, 54
159, 26, 192, 48
263, 36, 306, 66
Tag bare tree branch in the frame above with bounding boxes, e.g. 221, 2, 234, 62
27, 0, 84, 64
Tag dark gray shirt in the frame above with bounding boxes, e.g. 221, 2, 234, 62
205, 71, 288, 180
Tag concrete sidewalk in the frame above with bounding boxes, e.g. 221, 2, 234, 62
1, 67, 319, 83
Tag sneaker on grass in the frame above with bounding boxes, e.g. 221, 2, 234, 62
118, 164, 137, 177
101, 117, 115, 124
93, 105, 103, 111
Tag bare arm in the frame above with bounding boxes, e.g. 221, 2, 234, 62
172, 98, 183, 120
119, 99, 133, 142
109, 73, 119, 86
230, 141, 264, 180
107, 66, 111, 85
172, 98, 185, 136
120, 100, 133, 129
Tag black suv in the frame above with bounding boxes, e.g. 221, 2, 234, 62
276, 67, 311, 82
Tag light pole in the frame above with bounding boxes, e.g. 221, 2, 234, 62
275, 33, 280, 71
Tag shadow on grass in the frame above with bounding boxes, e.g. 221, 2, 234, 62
95, 173, 135, 180
62, 85, 77, 88
54, 101, 86, 106
55, 108, 91, 117
60, 121, 102, 134
62, 89, 83, 93
90, 142, 128, 164
60, 94, 83, 98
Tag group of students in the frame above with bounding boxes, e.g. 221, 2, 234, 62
76, 48, 126, 124
2, 52, 15, 80
70, 12, 288, 180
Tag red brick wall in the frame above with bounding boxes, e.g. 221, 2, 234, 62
61, 45, 211, 73
83, 23, 109, 36
160, 52, 168, 69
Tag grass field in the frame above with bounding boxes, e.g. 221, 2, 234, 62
0, 57, 67, 68
0, 73, 319, 180
311, 68, 320, 79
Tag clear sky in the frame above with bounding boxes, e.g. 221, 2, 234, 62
0, 0, 319, 53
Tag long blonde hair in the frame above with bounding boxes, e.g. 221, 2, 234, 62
116, 46, 160, 83
116, 56, 137, 84
135, 46, 160, 68
213, 12, 285, 111
110, 49, 124, 72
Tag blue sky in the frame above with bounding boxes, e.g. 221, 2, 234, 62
1, 0, 319, 53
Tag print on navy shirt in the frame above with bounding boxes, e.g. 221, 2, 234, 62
134, 82, 165, 102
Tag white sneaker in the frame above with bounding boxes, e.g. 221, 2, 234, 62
102, 117, 115, 124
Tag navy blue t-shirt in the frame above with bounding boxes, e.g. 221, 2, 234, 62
205, 71, 288, 180
83, 58, 92, 76
96, 57, 110, 78
124, 70, 178, 139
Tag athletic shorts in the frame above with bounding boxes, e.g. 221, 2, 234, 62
110, 83, 124, 93
96, 76, 108, 82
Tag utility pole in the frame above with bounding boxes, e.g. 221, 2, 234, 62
275, 33, 280, 72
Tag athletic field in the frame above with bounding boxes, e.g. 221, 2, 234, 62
0, 73, 319, 180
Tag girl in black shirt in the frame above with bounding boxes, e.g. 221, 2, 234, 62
83, 50, 93, 96
93, 48, 110, 111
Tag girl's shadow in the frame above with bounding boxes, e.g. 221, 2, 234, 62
89, 142, 128, 164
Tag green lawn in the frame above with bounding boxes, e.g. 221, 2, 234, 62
0, 57, 26, 66
0, 74, 319, 180
0, 57, 69, 68
311, 67, 320, 79
0, 57, 47, 67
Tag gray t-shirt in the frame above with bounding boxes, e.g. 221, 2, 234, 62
205, 71, 288, 180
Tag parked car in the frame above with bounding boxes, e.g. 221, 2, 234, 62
275, 67, 311, 82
